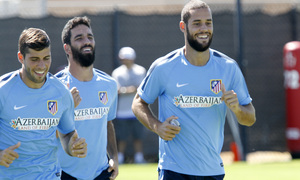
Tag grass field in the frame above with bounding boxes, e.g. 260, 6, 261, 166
117, 159, 300, 180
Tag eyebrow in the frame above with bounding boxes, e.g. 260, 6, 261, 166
74, 33, 94, 39
192, 19, 212, 23
30, 55, 51, 59
74, 34, 83, 39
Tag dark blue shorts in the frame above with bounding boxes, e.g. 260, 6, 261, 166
115, 118, 145, 140
61, 167, 113, 180
158, 169, 225, 180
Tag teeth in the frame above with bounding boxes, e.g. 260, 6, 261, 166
35, 71, 44, 74
198, 35, 208, 39
83, 47, 92, 52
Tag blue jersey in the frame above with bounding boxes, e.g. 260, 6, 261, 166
0, 70, 75, 180
55, 68, 118, 180
138, 48, 252, 176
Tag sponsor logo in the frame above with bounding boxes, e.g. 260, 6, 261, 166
99, 91, 108, 105
48, 100, 58, 115
173, 94, 222, 108
210, 79, 222, 94
176, 83, 189, 88
74, 107, 110, 121
10, 117, 60, 130
13, 105, 27, 110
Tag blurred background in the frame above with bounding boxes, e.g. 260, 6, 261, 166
0, 0, 299, 163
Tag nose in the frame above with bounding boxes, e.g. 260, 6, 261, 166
37, 60, 46, 69
199, 23, 209, 31
83, 37, 93, 46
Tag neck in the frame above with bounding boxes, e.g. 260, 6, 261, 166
68, 59, 94, 81
19, 69, 45, 89
125, 64, 134, 69
184, 46, 210, 66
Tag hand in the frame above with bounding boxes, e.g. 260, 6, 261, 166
157, 116, 181, 141
68, 131, 87, 158
221, 83, 241, 113
70, 87, 82, 108
0, 142, 21, 167
108, 159, 118, 180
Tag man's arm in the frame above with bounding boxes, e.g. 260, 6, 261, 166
107, 121, 118, 180
131, 94, 180, 141
58, 130, 87, 158
221, 83, 256, 126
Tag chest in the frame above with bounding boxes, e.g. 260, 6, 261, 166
166, 66, 229, 97
0, 90, 64, 132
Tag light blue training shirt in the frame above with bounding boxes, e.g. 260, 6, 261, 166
55, 68, 118, 180
138, 47, 252, 176
0, 70, 75, 180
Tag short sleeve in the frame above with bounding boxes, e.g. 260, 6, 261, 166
57, 90, 75, 134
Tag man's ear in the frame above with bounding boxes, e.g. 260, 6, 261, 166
179, 21, 185, 32
64, 44, 71, 55
17, 52, 24, 64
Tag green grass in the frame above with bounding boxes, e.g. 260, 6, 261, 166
118, 163, 158, 180
224, 160, 300, 180
117, 160, 300, 180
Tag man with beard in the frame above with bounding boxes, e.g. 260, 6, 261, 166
0, 28, 87, 179
55, 16, 119, 180
132, 0, 256, 179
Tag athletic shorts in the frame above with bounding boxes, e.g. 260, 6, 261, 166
158, 169, 225, 180
61, 167, 113, 180
115, 118, 145, 140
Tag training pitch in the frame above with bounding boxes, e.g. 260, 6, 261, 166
117, 159, 300, 180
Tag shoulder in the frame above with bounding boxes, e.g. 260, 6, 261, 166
54, 68, 69, 80
133, 64, 146, 74
210, 49, 238, 66
47, 73, 70, 93
148, 48, 182, 73
94, 68, 117, 84
134, 64, 146, 71
111, 65, 125, 76
0, 70, 19, 89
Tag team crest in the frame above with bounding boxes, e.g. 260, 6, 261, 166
210, 79, 222, 94
47, 100, 58, 115
99, 91, 108, 105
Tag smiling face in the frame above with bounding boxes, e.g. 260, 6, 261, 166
18, 47, 51, 89
184, 8, 213, 52
68, 24, 95, 67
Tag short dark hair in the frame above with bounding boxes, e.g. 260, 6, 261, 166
18, 28, 50, 57
61, 16, 92, 45
181, 0, 210, 24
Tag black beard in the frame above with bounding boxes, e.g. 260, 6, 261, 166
186, 26, 213, 52
71, 45, 95, 67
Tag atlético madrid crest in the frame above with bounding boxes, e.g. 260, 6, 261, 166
99, 91, 108, 105
47, 100, 58, 115
210, 79, 222, 94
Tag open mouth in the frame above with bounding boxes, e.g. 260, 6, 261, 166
197, 34, 209, 39
81, 46, 93, 53
35, 70, 45, 77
